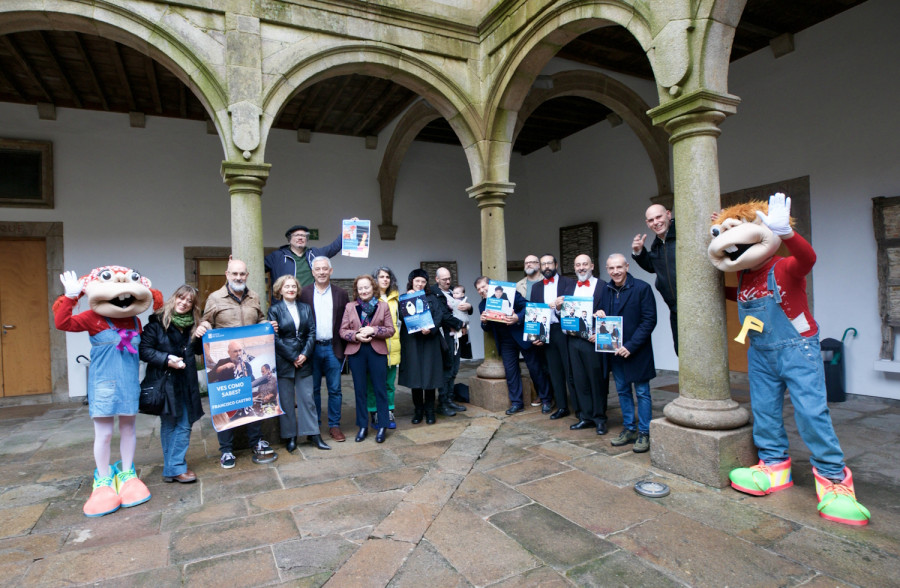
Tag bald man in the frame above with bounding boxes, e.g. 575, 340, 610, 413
632, 204, 677, 353
202, 258, 276, 468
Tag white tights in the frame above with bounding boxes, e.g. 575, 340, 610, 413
92, 415, 137, 478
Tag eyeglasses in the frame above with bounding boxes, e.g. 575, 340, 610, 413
524, 260, 540, 265
539, 262, 555, 267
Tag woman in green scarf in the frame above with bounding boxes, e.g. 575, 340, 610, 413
139, 285, 209, 483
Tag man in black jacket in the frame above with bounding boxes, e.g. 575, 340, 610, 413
632, 204, 677, 353
264, 220, 356, 301
431, 267, 468, 416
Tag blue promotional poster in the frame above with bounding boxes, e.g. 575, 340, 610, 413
399, 290, 435, 333
523, 302, 551, 343
482, 280, 516, 322
560, 296, 594, 336
202, 323, 283, 432
595, 316, 623, 353
341, 219, 371, 258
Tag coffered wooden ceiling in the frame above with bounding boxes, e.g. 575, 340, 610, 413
0, 1, 867, 156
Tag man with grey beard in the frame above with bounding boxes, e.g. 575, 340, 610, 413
516, 254, 543, 299
202, 258, 277, 469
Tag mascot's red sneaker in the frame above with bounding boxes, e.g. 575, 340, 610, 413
113, 461, 151, 508
729, 458, 793, 496
83, 468, 122, 517
812, 467, 870, 526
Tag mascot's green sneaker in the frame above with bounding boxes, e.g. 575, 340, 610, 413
729, 458, 793, 496
812, 466, 870, 526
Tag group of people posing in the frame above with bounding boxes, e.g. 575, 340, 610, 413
141, 223, 476, 481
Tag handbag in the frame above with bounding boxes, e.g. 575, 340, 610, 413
139, 370, 169, 416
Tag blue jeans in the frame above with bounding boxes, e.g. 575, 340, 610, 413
312, 343, 343, 428
611, 361, 651, 434
160, 401, 192, 477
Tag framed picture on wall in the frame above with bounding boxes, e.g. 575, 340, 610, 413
0, 138, 53, 209
559, 222, 598, 279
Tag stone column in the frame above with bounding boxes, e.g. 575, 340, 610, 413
221, 161, 271, 308
647, 90, 754, 487
465, 181, 516, 410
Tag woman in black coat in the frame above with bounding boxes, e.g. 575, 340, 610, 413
267, 275, 328, 452
399, 269, 450, 424
139, 285, 208, 483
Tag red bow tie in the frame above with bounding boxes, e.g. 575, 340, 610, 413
543, 276, 555, 285
577, 280, 591, 287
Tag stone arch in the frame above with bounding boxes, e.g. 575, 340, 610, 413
375, 100, 442, 240
0, 3, 232, 158
482, 1, 657, 181
515, 70, 671, 196
261, 43, 486, 184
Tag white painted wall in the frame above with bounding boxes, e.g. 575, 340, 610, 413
2, 0, 897, 399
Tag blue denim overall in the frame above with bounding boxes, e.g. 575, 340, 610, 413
738, 262, 845, 478
87, 318, 141, 417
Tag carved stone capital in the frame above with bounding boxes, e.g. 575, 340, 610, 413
466, 181, 516, 209
649, 88, 741, 142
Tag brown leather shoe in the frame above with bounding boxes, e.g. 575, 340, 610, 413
329, 427, 346, 442
163, 470, 197, 483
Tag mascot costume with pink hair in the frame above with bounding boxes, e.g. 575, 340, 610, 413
54, 266, 162, 517
708, 193, 869, 525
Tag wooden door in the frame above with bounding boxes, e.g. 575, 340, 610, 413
0, 239, 52, 396
725, 271, 749, 373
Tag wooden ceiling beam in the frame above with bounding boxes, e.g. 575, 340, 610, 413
0, 60, 28, 100
352, 82, 400, 135
335, 76, 378, 133
736, 19, 781, 39
371, 92, 418, 135
36, 32, 82, 107
145, 56, 162, 114
72, 33, 108, 110
1, 35, 53, 102
313, 76, 352, 132
107, 39, 136, 111
291, 83, 323, 129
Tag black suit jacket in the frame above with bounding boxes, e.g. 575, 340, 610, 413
300, 283, 350, 360
528, 274, 576, 304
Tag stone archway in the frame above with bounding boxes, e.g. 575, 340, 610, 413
515, 70, 672, 197
0, 2, 232, 159
375, 100, 442, 240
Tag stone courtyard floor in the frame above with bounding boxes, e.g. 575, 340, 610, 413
1, 362, 899, 587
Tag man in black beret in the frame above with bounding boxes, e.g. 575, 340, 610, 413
264, 219, 356, 302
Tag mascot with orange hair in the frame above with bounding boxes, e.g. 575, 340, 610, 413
54, 266, 162, 517
708, 193, 869, 525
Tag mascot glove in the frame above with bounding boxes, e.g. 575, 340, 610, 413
756, 193, 793, 236
60, 270, 84, 298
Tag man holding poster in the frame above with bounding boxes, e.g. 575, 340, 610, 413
202, 259, 279, 468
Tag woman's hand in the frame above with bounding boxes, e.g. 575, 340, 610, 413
294, 354, 307, 368
194, 321, 210, 338
167, 355, 186, 370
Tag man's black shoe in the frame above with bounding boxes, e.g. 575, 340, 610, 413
505, 404, 525, 415
549, 408, 570, 420
436, 404, 456, 417
569, 419, 596, 430
596, 422, 608, 435
448, 400, 467, 412
541, 402, 553, 414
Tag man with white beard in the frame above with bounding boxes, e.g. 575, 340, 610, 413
202, 258, 277, 468
564, 254, 609, 435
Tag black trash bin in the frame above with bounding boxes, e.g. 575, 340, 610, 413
820, 338, 845, 403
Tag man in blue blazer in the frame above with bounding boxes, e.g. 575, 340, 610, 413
476, 276, 547, 415
595, 254, 657, 453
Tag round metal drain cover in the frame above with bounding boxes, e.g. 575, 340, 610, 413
634, 480, 670, 498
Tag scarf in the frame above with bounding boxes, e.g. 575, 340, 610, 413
357, 298, 378, 327
171, 312, 194, 329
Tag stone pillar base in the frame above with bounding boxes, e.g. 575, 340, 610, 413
649, 418, 756, 488
468, 376, 531, 412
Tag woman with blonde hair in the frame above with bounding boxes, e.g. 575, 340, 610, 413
139, 285, 209, 483
339, 274, 395, 443
366, 266, 401, 429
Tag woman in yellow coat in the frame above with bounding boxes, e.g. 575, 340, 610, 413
367, 266, 401, 428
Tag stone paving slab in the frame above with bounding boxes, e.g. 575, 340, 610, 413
170, 510, 298, 564
272, 534, 358, 582
324, 537, 415, 588
0, 502, 45, 539
486, 454, 573, 486
160, 496, 248, 531
607, 511, 813, 587
249, 478, 360, 513
489, 503, 618, 571
183, 546, 281, 587
452, 471, 531, 517
388, 539, 471, 588
290, 490, 406, 537
425, 501, 541, 586
566, 549, 684, 587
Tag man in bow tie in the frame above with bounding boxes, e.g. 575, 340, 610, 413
528, 254, 576, 420
566, 254, 609, 435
